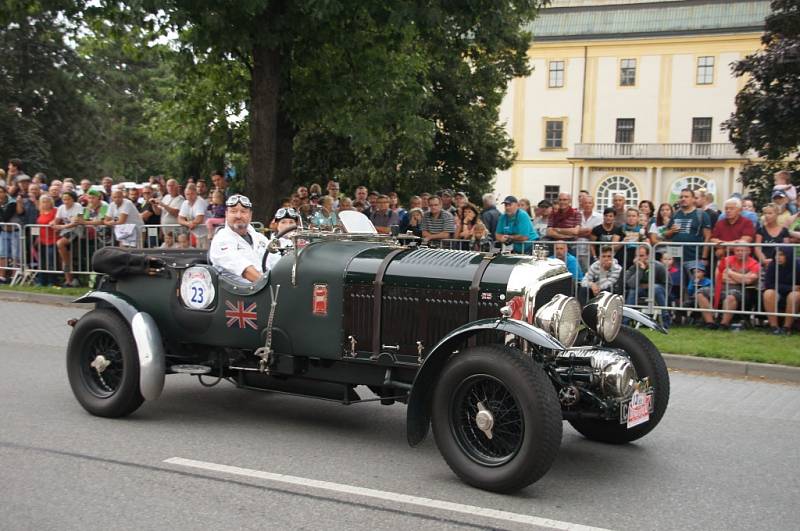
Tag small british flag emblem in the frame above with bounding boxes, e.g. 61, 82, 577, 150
224, 300, 258, 330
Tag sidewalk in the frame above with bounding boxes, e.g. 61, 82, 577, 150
1, 288, 798, 383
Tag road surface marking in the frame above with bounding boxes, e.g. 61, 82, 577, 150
164, 457, 611, 530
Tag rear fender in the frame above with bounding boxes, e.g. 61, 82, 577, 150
406, 318, 563, 447
74, 291, 166, 401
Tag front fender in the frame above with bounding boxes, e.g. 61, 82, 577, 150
406, 318, 563, 447
75, 291, 166, 401
623, 307, 667, 334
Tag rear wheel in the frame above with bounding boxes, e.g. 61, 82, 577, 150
431, 345, 562, 493
568, 326, 670, 443
66, 309, 144, 417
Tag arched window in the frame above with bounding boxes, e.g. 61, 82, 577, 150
668, 175, 715, 205
596, 175, 640, 212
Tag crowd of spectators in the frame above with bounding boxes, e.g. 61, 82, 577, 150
1, 157, 799, 333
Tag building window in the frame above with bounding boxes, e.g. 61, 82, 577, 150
615, 119, 635, 143
548, 60, 565, 88
691, 117, 712, 143
620, 58, 636, 86
544, 185, 560, 203
696, 56, 714, 85
596, 175, 639, 213
544, 120, 564, 148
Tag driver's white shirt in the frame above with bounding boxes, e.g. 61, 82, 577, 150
209, 224, 270, 279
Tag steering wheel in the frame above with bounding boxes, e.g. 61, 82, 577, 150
262, 223, 298, 272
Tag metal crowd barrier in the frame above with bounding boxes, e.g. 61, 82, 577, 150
651, 241, 800, 321
0, 222, 25, 285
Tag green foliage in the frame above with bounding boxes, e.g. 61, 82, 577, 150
2, 0, 546, 209
0, 2, 96, 177
725, 0, 800, 200
739, 160, 799, 206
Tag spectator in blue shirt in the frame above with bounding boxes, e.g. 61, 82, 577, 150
496, 195, 538, 253
551, 241, 583, 281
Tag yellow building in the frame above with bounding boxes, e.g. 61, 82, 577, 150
496, 0, 771, 210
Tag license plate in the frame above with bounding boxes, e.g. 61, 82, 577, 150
619, 389, 654, 428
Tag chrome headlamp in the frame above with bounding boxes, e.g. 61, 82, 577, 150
534, 294, 582, 348
581, 291, 623, 343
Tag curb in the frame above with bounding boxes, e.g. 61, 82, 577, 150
663, 353, 800, 384
0, 289, 88, 307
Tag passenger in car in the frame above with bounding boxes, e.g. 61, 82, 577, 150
208, 194, 269, 282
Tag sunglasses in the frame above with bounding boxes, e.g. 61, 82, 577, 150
275, 207, 299, 220
226, 194, 252, 208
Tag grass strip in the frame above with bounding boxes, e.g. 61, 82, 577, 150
640, 326, 800, 367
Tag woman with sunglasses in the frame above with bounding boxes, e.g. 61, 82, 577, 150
208, 194, 271, 282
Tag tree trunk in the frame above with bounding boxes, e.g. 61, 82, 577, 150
248, 41, 293, 224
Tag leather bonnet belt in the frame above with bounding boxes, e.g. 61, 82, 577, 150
468, 254, 495, 346
372, 248, 407, 355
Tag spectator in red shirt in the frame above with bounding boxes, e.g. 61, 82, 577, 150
709, 197, 755, 259
696, 246, 760, 330
34, 195, 59, 286
546, 192, 582, 244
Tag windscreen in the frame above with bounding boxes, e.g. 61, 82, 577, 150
339, 211, 378, 234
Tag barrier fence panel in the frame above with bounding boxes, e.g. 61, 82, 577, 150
652, 241, 800, 323
9, 221, 800, 328
0, 222, 25, 285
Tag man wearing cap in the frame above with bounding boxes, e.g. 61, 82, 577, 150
496, 196, 537, 253
439, 190, 457, 215
770, 190, 794, 227
209, 195, 270, 283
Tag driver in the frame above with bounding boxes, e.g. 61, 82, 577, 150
266, 207, 301, 270
209, 194, 269, 282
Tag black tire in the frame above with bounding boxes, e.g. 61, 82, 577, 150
431, 345, 562, 493
66, 309, 144, 417
569, 326, 670, 443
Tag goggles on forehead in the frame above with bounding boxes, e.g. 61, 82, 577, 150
226, 194, 252, 208
274, 207, 299, 220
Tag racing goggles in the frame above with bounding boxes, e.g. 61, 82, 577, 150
274, 207, 300, 221
225, 194, 252, 209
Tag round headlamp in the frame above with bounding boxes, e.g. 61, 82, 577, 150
581, 291, 623, 343
534, 294, 582, 348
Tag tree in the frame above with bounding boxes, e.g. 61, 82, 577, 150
131, 1, 544, 219
0, 1, 98, 177
725, 0, 800, 199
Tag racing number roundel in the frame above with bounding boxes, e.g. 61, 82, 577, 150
180, 266, 216, 310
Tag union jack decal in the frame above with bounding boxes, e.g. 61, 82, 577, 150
224, 300, 258, 330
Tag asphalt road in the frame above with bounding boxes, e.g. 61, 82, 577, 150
1, 300, 799, 531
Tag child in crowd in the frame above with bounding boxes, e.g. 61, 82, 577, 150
160, 231, 176, 249
773, 170, 797, 214
660, 252, 682, 307
205, 190, 226, 236
470, 222, 494, 253
687, 263, 712, 301
176, 232, 192, 249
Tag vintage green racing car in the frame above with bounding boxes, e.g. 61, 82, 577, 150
66, 211, 669, 493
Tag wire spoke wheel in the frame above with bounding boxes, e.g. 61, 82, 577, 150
67, 309, 144, 418
451, 374, 524, 466
81, 329, 124, 398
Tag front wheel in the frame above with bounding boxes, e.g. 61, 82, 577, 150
568, 326, 670, 443
66, 309, 144, 417
431, 345, 562, 493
